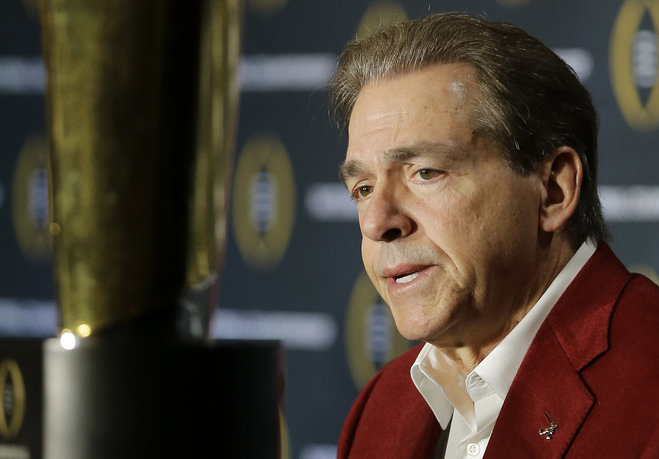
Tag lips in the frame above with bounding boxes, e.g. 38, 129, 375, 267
382, 264, 430, 285
395, 272, 419, 284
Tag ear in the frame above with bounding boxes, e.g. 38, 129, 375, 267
538, 146, 582, 233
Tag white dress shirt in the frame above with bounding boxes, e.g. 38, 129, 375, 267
410, 242, 597, 459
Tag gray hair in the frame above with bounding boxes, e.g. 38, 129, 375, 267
330, 12, 609, 246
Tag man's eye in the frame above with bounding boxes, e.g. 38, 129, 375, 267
417, 169, 440, 180
352, 185, 373, 200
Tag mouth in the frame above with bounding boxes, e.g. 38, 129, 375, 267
395, 272, 420, 284
382, 264, 431, 287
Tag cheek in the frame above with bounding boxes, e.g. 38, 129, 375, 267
422, 188, 503, 284
360, 237, 371, 261
361, 240, 388, 299
360, 239, 378, 275
421, 190, 474, 246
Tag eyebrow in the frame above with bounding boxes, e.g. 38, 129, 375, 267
338, 143, 463, 185
338, 160, 364, 185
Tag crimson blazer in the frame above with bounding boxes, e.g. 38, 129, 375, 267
338, 244, 659, 458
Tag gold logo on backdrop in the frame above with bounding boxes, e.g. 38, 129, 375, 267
611, 0, 659, 130
356, 1, 408, 39
0, 359, 26, 438
12, 135, 53, 262
345, 272, 412, 389
232, 133, 296, 269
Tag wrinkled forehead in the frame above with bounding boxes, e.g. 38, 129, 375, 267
346, 63, 483, 147
348, 62, 482, 131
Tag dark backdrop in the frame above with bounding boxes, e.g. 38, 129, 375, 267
1, 1, 658, 458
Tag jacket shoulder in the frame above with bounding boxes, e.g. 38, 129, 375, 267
338, 344, 440, 458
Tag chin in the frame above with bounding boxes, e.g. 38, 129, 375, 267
390, 303, 464, 345
391, 314, 441, 343
393, 325, 422, 342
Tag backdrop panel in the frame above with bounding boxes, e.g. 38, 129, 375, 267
1, 1, 657, 458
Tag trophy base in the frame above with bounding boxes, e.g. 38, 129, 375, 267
0, 338, 282, 459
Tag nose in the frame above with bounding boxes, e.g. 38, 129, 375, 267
359, 186, 413, 242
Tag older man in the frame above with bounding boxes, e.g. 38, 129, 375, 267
331, 12, 659, 458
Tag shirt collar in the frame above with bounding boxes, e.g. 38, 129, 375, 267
411, 344, 455, 428
411, 241, 597, 428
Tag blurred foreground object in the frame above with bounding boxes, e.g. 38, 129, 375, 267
44, 0, 239, 339
0, 1, 282, 458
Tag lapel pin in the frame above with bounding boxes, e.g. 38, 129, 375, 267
539, 411, 558, 440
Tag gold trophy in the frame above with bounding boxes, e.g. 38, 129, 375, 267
0, 1, 281, 458
43, 0, 238, 339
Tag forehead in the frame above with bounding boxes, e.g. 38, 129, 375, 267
345, 63, 480, 162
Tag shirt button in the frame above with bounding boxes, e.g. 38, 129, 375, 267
467, 443, 480, 456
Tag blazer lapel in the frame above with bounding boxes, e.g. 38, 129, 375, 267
395, 391, 442, 458
486, 325, 595, 457
486, 244, 631, 458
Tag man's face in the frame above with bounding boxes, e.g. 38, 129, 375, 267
342, 63, 546, 348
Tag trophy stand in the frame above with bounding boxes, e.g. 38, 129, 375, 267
0, 1, 282, 458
